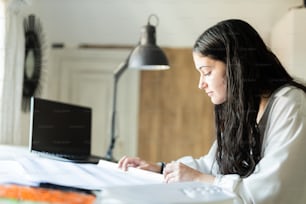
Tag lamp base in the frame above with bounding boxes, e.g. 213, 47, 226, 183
103, 151, 117, 163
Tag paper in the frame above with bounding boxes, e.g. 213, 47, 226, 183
97, 159, 163, 184
0, 155, 163, 191
0, 160, 36, 186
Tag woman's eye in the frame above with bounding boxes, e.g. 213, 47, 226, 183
204, 72, 211, 76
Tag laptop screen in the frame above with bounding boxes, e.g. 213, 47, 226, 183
29, 97, 92, 156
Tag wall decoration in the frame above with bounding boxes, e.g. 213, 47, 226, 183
22, 14, 45, 112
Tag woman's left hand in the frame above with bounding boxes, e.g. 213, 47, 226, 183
163, 161, 215, 184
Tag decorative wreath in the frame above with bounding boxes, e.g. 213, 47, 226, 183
22, 14, 45, 112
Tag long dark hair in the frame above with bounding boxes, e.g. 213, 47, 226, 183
193, 19, 306, 177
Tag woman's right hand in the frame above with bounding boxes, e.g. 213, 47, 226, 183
117, 156, 161, 173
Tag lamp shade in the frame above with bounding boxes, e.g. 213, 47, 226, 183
128, 23, 170, 70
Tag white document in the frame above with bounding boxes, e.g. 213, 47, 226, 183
97, 159, 163, 184
0, 160, 36, 186
0, 156, 163, 190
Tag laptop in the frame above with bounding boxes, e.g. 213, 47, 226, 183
29, 97, 104, 164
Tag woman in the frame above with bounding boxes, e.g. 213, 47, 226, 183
118, 19, 306, 204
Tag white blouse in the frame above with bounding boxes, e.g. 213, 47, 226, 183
179, 86, 306, 204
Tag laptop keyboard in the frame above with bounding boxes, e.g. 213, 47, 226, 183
32, 151, 102, 164
34, 151, 87, 161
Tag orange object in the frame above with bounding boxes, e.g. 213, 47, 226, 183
0, 184, 96, 204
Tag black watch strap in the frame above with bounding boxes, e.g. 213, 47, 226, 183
158, 162, 166, 174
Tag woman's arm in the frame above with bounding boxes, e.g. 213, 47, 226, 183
170, 87, 306, 204
163, 161, 215, 183
117, 155, 161, 173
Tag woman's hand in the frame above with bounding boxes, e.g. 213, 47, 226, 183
163, 161, 215, 183
118, 156, 161, 173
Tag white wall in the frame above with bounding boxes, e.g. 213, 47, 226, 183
18, 0, 305, 156
271, 8, 306, 81
24, 0, 302, 48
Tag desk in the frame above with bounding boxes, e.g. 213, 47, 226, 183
0, 145, 234, 204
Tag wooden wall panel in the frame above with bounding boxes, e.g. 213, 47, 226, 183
137, 48, 215, 162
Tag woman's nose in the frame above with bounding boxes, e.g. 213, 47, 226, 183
198, 77, 207, 90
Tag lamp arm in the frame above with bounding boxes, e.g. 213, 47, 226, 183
114, 58, 129, 80
104, 58, 129, 161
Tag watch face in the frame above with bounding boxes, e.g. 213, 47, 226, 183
22, 14, 45, 112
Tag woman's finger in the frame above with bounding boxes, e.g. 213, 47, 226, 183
117, 155, 127, 168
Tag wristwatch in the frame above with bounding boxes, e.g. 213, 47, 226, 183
157, 162, 166, 174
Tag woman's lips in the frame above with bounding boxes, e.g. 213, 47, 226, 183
206, 91, 213, 96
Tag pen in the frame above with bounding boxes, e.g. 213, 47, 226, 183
39, 182, 97, 195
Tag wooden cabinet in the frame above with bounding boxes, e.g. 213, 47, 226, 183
137, 48, 214, 162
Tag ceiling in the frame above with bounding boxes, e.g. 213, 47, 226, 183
25, 0, 303, 48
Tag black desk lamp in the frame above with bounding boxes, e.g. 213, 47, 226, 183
104, 14, 170, 161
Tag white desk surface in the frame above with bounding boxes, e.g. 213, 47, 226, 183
0, 145, 234, 204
